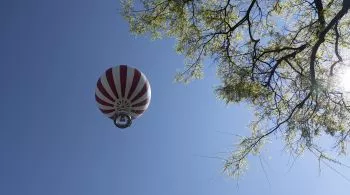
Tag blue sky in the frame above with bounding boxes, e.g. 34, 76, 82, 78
1, 0, 350, 194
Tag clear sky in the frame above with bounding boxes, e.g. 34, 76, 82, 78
1, 0, 350, 194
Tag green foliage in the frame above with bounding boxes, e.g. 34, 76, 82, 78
122, 0, 350, 177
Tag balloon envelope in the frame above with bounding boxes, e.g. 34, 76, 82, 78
95, 65, 151, 127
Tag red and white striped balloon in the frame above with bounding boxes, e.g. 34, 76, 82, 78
95, 65, 151, 121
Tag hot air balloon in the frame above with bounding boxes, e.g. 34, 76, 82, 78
95, 65, 151, 128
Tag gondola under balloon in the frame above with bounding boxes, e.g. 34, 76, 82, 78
95, 65, 151, 128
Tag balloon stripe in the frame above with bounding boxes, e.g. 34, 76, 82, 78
131, 90, 149, 105
105, 111, 116, 118
125, 67, 134, 100
106, 68, 119, 99
101, 74, 117, 100
131, 83, 148, 103
131, 109, 145, 114
96, 103, 114, 111
131, 98, 149, 107
127, 69, 141, 99
95, 94, 114, 107
97, 79, 115, 102
95, 88, 114, 104
112, 67, 122, 101
99, 108, 115, 114
120, 65, 127, 97
129, 112, 138, 118
129, 74, 146, 101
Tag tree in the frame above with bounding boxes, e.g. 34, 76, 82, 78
122, 0, 350, 178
